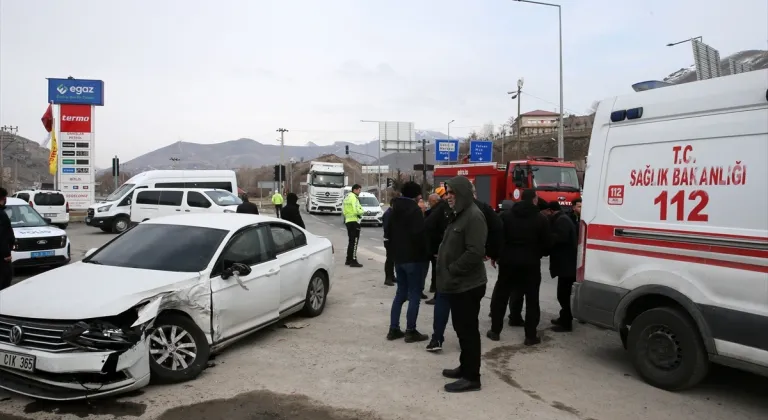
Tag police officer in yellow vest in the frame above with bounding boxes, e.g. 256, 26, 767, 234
271, 191, 284, 218
343, 184, 364, 267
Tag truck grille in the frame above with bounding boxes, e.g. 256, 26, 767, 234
15, 236, 64, 252
313, 193, 340, 204
0, 316, 77, 353
87, 209, 94, 218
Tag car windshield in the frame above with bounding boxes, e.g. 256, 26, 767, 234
205, 190, 242, 206
105, 183, 135, 201
310, 173, 345, 188
359, 196, 380, 207
5, 205, 48, 228
531, 166, 580, 191
85, 224, 229, 272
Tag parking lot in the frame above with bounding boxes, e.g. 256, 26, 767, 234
1, 218, 767, 420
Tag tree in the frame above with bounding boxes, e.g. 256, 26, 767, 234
479, 122, 495, 140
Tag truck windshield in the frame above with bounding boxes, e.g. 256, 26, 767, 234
311, 173, 345, 188
531, 166, 580, 191
105, 183, 135, 201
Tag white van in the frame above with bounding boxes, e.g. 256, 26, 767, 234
4, 197, 71, 268
129, 188, 242, 225
13, 190, 69, 229
572, 69, 768, 391
86, 170, 238, 233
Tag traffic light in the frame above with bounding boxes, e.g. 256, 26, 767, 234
273, 165, 286, 181
112, 156, 119, 177
345, 145, 349, 155
386, 178, 394, 188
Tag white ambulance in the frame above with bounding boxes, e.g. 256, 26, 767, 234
572, 69, 768, 391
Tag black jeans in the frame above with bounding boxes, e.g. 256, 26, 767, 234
447, 284, 486, 382
509, 291, 524, 321
557, 276, 576, 326
0, 260, 13, 291
274, 204, 282, 218
384, 240, 395, 279
345, 221, 360, 262
491, 263, 541, 339
422, 256, 437, 292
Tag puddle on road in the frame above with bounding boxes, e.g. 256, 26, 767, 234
156, 389, 383, 420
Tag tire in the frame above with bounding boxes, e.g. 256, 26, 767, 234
100, 227, 112, 233
147, 313, 210, 384
627, 307, 709, 391
301, 271, 328, 317
112, 216, 130, 233
57, 223, 68, 230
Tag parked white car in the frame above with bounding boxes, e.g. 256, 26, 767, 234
13, 190, 69, 229
0, 213, 333, 400
4, 197, 70, 268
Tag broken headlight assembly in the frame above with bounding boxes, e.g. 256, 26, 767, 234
61, 299, 160, 351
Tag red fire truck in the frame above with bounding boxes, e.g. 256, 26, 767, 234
433, 156, 582, 211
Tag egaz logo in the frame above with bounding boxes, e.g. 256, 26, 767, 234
57, 84, 67, 95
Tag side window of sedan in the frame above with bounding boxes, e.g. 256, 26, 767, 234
269, 224, 299, 254
216, 226, 270, 275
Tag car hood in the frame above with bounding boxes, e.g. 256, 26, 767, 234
13, 226, 66, 238
0, 262, 203, 320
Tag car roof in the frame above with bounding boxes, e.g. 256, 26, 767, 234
6, 197, 29, 205
358, 192, 376, 198
142, 213, 282, 230
16, 190, 63, 194
136, 188, 230, 192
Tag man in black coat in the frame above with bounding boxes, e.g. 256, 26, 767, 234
488, 189, 552, 345
424, 190, 449, 301
382, 196, 397, 286
545, 201, 578, 332
280, 193, 305, 229
0, 188, 15, 291
236, 193, 260, 215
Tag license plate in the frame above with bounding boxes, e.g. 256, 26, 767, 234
0, 350, 36, 372
44, 213, 57, 217
31, 251, 55, 258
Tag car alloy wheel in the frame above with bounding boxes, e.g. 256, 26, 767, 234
149, 325, 198, 371
309, 275, 325, 311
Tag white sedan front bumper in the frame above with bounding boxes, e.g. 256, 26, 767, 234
0, 340, 150, 401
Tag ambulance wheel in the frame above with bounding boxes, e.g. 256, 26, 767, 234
112, 216, 130, 234
627, 307, 709, 391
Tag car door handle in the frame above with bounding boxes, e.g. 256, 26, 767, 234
266, 268, 280, 276
176, 209, 181, 211
300, 254, 308, 260
185, 210, 190, 212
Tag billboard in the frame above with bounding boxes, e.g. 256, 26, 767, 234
379, 121, 417, 153
59, 104, 92, 132
47, 78, 105, 106
361, 165, 390, 174
691, 40, 722, 80
55, 103, 97, 209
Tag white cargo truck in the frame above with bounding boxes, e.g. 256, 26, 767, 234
305, 162, 347, 214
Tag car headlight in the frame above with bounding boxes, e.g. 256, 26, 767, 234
61, 320, 142, 351
98, 205, 112, 213
60, 235, 67, 247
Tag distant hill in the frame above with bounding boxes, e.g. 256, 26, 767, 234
0, 133, 54, 191
664, 49, 768, 84
109, 129, 453, 175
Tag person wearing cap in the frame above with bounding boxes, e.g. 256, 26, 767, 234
544, 201, 578, 332
488, 189, 552, 346
342, 184, 365, 267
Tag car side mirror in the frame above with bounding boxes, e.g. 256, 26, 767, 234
84, 248, 98, 258
221, 262, 252, 280
43, 217, 52, 224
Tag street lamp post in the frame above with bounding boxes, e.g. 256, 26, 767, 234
447, 119, 455, 138
360, 120, 383, 201
508, 77, 524, 162
514, 0, 564, 159
666, 36, 702, 47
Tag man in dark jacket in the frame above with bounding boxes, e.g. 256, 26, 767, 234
0, 188, 14, 291
386, 182, 430, 343
382, 196, 397, 286
424, 189, 448, 300
488, 189, 551, 346
280, 193, 305, 229
236, 193, 260, 214
545, 201, 578, 332
437, 176, 488, 393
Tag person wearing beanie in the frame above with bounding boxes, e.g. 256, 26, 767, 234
488, 188, 551, 346
386, 181, 430, 344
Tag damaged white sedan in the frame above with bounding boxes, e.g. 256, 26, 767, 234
0, 214, 334, 400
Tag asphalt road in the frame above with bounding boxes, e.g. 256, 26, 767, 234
1, 216, 767, 420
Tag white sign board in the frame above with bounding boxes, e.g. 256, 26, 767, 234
63, 191, 93, 210
258, 181, 276, 189
379, 121, 417, 153
361, 165, 389, 174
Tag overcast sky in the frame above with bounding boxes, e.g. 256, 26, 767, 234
1, 0, 767, 167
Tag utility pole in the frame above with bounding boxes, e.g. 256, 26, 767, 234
0, 125, 19, 188
421, 138, 428, 195
112, 156, 120, 191
169, 157, 180, 169
508, 78, 524, 159
276, 128, 288, 194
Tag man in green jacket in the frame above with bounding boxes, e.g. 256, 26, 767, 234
271, 191, 284, 218
342, 184, 364, 267
436, 176, 487, 393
